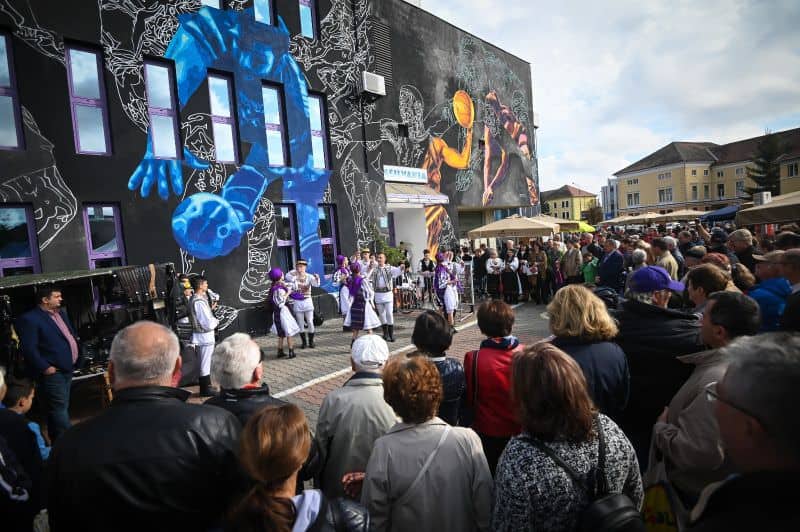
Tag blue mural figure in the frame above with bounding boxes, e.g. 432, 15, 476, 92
128, 6, 331, 286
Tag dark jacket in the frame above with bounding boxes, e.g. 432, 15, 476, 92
550, 337, 629, 421
204, 383, 286, 426
431, 356, 466, 426
47, 386, 241, 532
16, 307, 77, 375
0, 407, 43, 530
734, 245, 757, 274
611, 299, 702, 460
687, 471, 800, 531
598, 249, 624, 291
310, 493, 370, 532
780, 289, 800, 331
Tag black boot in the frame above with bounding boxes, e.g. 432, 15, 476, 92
288, 348, 296, 359
343, 325, 352, 332
387, 325, 395, 342
277, 348, 288, 358
308, 333, 315, 348
381, 324, 388, 340
300, 333, 308, 349
199, 375, 218, 397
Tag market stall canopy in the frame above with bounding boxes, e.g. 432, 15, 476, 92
700, 204, 740, 222
736, 191, 800, 226
576, 221, 595, 232
525, 215, 561, 232
468, 214, 556, 239
618, 211, 660, 224
651, 209, 705, 223
385, 182, 449, 206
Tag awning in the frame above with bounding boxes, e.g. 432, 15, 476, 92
468, 214, 556, 238
736, 191, 800, 226
385, 182, 449, 206
700, 204, 740, 222
0, 267, 118, 290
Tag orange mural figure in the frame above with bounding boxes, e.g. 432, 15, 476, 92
422, 89, 474, 256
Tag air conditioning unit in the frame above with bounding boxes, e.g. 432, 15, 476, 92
753, 191, 772, 206
360, 71, 386, 97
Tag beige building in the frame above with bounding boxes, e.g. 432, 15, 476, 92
612, 127, 800, 216
540, 185, 598, 221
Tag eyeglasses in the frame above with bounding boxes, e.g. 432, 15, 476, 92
704, 381, 762, 422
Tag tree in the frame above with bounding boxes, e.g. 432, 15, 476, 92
540, 200, 551, 215
585, 205, 604, 225
746, 131, 786, 196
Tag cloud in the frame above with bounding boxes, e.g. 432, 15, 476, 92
422, 0, 800, 195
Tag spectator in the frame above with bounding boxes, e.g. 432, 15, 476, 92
652, 292, 760, 503
683, 246, 707, 273
411, 311, 465, 425
547, 285, 629, 421
653, 238, 679, 280
493, 343, 643, 532
47, 321, 241, 531
705, 227, 739, 265
678, 230, 701, 256
775, 231, 800, 251
229, 404, 369, 532
613, 266, 702, 464
687, 334, 800, 531
581, 251, 599, 285
780, 249, 800, 331
598, 238, 625, 292
561, 238, 583, 285
530, 241, 550, 304
2, 377, 50, 460
749, 250, 791, 332
727, 229, 757, 272
664, 236, 687, 279
361, 356, 492, 532
686, 264, 731, 315
701, 253, 755, 293
316, 335, 396, 499
464, 300, 523, 475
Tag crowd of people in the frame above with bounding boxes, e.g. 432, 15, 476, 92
2, 222, 800, 531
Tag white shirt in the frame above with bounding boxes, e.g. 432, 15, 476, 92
191, 295, 218, 345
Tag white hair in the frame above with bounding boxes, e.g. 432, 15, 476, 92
663, 236, 677, 249
110, 321, 179, 384
605, 239, 620, 250
211, 333, 261, 390
631, 248, 647, 265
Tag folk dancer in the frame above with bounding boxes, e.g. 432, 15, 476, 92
344, 262, 382, 346
357, 248, 373, 275
419, 249, 436, 304
485, 248, 504, 299
369, 252, 404, 343
285, 259, 320, 349
435, 252, 460, 329
268, 268, 301, 359
333, 255, 351, 332
189, 276, 219, 396
501, 245, 522, 304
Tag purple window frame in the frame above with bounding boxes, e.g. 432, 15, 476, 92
65, 44, 112, 155
317, 203, 340, 277
0, 32, 24, 150
0, 205, 40, 277
262, 82, 289, 167
144, 59, 181, 160
208, 73, 239, 164
83, 204, 127, 270
308, 92, 330, 169
275, 202, 299, 265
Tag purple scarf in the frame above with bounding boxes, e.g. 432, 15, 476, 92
347, 263, 364, 294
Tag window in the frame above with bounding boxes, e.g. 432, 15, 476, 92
717, 183, 725, 199
0, 33, 23, 149
626, 192, 640, 207
262, 83, 288, 166
66, 45, 111, 155
691, 184, 698, 201
308, 93, 329, 169
561, 212, 568, 219
736, 181, 745, 197
200, 0, 220, 7
788, 162, 799, 177
144, 60, 180, 159
658, 187, 672, 203
703, 184, 710, 199
299, 0, 317, 39
716, 170, 723, 178
0, 206, 40, 276
626, 178, 639, 186
208, 74, 238, 163
735, 167, 745, 176
318, 204, 339, 275
254, 0, 273, 24
561, 200, 569, 208
691, 169, 697, 176
703, 169, 709, 176
658, 172, 672, 180
275, 203, 298, 273
84, 204, 126, 269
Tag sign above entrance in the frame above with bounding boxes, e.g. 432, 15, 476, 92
384, 165, 428, 184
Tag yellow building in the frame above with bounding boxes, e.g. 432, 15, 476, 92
612, 127, 800, 216
540, 185, 598, 221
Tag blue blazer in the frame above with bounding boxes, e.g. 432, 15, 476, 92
598, 250, 624, 291
16, 307, 78, 376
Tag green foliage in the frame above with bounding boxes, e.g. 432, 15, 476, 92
585, 205, 604, 225
369, 223, 406, 266
746, 131, 786, 196
540, 201, 551, 215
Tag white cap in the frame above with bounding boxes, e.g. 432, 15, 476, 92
351, 335, 390, 370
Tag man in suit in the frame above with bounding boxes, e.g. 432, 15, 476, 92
597, 238, 625, 292
16, 285, 78, 442
780, 249, 800, 332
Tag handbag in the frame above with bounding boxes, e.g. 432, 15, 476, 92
394, 425, 451, 506
641, 440, 687, 531
313, 310, 325, 327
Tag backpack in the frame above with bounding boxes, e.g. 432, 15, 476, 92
521, 419, 645, 532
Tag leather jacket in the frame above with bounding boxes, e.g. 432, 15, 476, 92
47, 386, 241, 532
309, 495, 370, 532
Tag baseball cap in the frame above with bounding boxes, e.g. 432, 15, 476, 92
628, 266, 685, 293
351, 335, 390, 370
752, 250, 785, 263
710, 228, 728, 243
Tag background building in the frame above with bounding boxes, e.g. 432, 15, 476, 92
0, 0, 538, 334
612, 128, 800, 216
600, 178, 617, 220
540, 185, 598, 221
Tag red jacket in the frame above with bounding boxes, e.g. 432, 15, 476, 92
464, 338, 523, 437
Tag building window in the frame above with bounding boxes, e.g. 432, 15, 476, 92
84, 204, 126, 269
254, 0, 273, 24
275, 203, 298, 273
658, 172, 672, 180
716, 170, 723, 178
691, 184, 698, 201
0, 33, 23, 149
789, 162, 799, 177
717, 183, 725, 199
658, 187, 672, 203
691, 169, 697, 176
561, 212, 568, 219
735, 167, 744, 176
0, 205, 40, 276
208, 74, 238, 163
308, 92, 329, 169
318, 203, 339, 276
66, 45, 111, 155
703, 184, 710, 199
200, 0, 220, 7
144, 60, 180, 159
299, 0, 317, 39
736, 181, 745, 197
703, 169, 709, 176
262, 83, 288, 166
561, 200, 569, 208
626, 192, 640, 207
626, 178, 639, 186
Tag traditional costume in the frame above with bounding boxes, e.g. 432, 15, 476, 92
501, 247, 521, 304
435, 253, 460, 316
486, 255, 504, 299
344, 262, 381, 332
333, 255, 351, 330
369, 261, 404, 342
268, 268, 300, 359
419, 254, 436, 303
285, 259, 320, 349
189, 291, 218, 393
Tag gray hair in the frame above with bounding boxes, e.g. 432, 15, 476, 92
662, 236, 677, 249
627, 290, 656, 304
723, 333, 800, 458
605, 239, 620, 250
211, 333, 261, 390
729, 228, 753, 245
631, 248, 647, 265
110, 321, 180, 384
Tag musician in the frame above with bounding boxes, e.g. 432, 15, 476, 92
435, 253, 460, 329
368, 253, 404, 342
344, 262, 382, 346
189, 276, 219, 396
285, 259, 320, 349
418, 249, 436, 303
333, 255, 351, 332
268, 268, 300, 359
